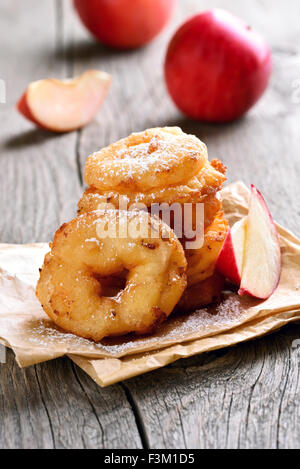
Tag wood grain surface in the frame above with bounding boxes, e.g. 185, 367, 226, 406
0, 0, 299, 449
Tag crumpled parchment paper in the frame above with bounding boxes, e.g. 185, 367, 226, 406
0, 182, 299, 386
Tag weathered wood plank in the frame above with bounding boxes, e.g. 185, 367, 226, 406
0, 349, 55, 449
124, 325, 300, 449
0, 349, 142, 449
0, 0, 142, 449
0, 0, 81, 244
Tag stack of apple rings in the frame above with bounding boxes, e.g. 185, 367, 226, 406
80, 127, 228, 312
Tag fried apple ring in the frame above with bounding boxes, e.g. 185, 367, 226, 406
186, 213, 229, 286
79, 160, 225, 212
36, 210, 187, 341
84, 127, 208, 192
179, 194, 222, 247
177, 273, 224, 312
78, 189, 221, 232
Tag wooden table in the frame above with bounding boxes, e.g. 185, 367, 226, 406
0, 0, 299, 449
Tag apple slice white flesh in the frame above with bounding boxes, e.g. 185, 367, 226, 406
239, 186, 281, 299
216, 217, 247, 284
17, 70, 111, 132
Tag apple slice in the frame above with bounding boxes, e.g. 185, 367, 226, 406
17, 70, 111, 132
239, 186, 281, 299
216, 217, 247, 284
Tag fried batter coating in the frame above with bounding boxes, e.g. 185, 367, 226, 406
177, 273, 224, 313
210, 158, 227, 175
180, 194, 222, 245
95, 213, 228, 316
79, 160, 226, 213
84, 127, 208, 192
36, 210, 187, 341
186, 213, 229, 286
79, 189, 221, 234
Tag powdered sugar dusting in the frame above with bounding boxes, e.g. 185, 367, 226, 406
85, 128, 207, 191
26, 294, 254, 358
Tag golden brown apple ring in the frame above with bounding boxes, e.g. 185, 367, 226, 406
177, 273, 225, 313
84, 127, 208, 192
78, 190, 221, 234
186, 213, 229, 286
179, 195, 222, 246
36, 210, 187, 342
79, 160, 225, 212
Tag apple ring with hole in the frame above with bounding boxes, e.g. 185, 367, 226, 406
177, 272, 225, 312
78, 212, 228, 316
84, 127, 208, 192
186, 213, 229, 286
36, 210, 187, 342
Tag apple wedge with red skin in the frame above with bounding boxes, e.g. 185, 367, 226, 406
17, 70, 111, 132
238, 186, 281, 300
216, 217, 246, 285
217, 186, 281, 300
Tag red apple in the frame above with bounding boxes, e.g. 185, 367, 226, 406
73, 0, 177, 49
165, 9, 272, 122
216, 217, 246, 284
239, 186, 281, 300
17, 70, 111, 132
